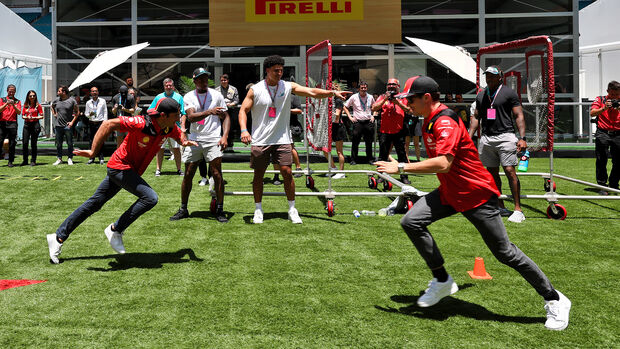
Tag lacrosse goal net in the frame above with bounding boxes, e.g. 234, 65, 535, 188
305, 40, 333, 152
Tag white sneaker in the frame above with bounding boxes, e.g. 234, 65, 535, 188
208, 177, 215, 192
332, 173, 346, 179
544, 290, 571, 331
67, 158, 73, 165
53, 159, 62, 166
417, 275, 459, 307
199, 177, 208, 186
508, 210, 526, 223
288, 207, 303, 224
104, 224, 126, 254
46, 234, 63, 264
253, 209, 263, 224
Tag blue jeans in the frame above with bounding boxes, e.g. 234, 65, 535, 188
55, 125, 74, 159
56, 168, 159, 241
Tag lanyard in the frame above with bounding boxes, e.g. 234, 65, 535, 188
359, 94, 367, 111
265, 80, 279, 107
93, 99, 98, 110
486, 85, 502, 108
195, 90, 209, 111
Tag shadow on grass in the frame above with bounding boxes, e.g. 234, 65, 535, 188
242, 211, 345, 224
375, 283, 544, 324
189, 210, 235, 221
62, 248, 203, 271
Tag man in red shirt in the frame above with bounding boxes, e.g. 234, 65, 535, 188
590, 80, 620, 195
0, 84, 22, 167
46, 98, 197, 264
372, 78, 412, 184
376, 76, 571, 331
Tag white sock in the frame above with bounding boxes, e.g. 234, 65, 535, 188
255, 202, 262, 211
288, 200, 295, 210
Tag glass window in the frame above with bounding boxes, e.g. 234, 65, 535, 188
401, 19, 479, 54
486, 0, 572, 13
332, 45, 388, 56
137, 0, 209, 20
57, 0, 132, 22
332, 60, 388, 94
137, 24, 213, 58
57, 26, 132, 59
57, 63, 131, 98
486, 17, 573, 44
220, 46, 300, 58
402, 0, 478, 15
136, 62, 214, 98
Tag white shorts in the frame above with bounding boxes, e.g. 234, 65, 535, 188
478, 133, 519, 167
182, 141, 223, 163
160, 137, 179, 149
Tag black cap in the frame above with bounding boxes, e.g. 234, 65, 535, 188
192, 67, 210, 80
119, 85, 128, 94
147, 97, 179, 117
396, 76, 439, 98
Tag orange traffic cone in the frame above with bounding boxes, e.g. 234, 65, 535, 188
467, 257, 492, 280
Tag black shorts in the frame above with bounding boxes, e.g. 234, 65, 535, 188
332, 122, 346, 142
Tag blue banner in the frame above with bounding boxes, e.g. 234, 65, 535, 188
0, 67, 42, 139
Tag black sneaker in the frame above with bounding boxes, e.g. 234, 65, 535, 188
273, 177, 282, 185
499, 207, 513, 217
401, 175, 411, 185
87, 159, 95, 164
350, 160, 357, 165
215, 211, 229, 223
169, 208, 189, 221
177, 170, 184, 176
294, 168, 303, 178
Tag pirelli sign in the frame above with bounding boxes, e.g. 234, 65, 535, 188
209, 0, 401, 46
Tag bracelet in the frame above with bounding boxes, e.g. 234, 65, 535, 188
241, 129, 248, 133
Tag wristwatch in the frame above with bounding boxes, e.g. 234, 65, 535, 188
520, 136, 527, 141
398, 163, 406, 174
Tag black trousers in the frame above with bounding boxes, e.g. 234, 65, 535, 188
0, 121, 17, 163
89, 121, 104, 161
351, 120, 374, 162
378, 130, 408, 162
22, 121, 41, 163
595, 129, 620, 189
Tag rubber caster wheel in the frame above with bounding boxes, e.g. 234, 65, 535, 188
306, 175, 315, 189
368, 176, 378, 189
326, 200, 335, 217
210, 197, 217, 214
546, 203, 567, 220
544, 179, 557, 192
383, 180, 393, 191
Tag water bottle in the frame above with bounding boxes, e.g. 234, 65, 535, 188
353, 210, 361, 218
517, 150, 530, 172
378, 208, 388, 216
361, 210, 376, 216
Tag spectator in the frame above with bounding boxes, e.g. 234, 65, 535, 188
453, 93, 471, 129
469, 66, 527, 223
216, 74, 239, 151
51, 85, 78, 165
344, 81, 375, 165
150, 78, 185, 176
169, 67, 230, 223
589, 80, 620, 195
0, 84, 21, 167
21, 90, 43, 166
323, 82, 350, 179
404, 113, 422, 162
129, 88, 143, 115
372, 78, 412, 184
111, 85, 135, 148
238, 55, 349, 224
84, 86, 108, 164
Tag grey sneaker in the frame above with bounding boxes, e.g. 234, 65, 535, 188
417, 275, 459, 307
544, 290, 571, 331
155, 169, 161, 177
104, 224, 125, 254
46, 234, 63, 264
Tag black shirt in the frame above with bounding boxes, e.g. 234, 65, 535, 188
475, 85, 521, 135
112, 93, 136, 117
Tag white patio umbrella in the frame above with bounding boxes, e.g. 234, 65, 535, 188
406, 37, 485, 87
68, 42, 150, 91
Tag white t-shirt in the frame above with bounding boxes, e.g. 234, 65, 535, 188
184, 88, 227, 143
344, 93, 375, 121
250, 80, 293, 146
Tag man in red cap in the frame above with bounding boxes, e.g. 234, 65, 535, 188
375, 76, 571, 331
372, 78, 412, 184
46, 97, 197, 264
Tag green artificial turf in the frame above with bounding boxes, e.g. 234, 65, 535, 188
0, 155, 618, 348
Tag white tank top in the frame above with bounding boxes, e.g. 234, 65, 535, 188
250, 80, 293, 145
